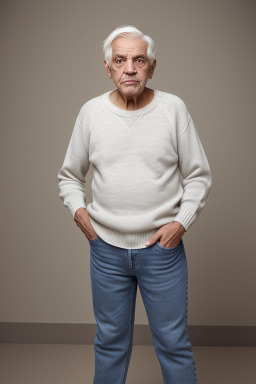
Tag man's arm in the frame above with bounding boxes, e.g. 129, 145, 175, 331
172, 111, 213, 231
57, 109, 90, 219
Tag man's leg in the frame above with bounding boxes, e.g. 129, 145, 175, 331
89, 237, 138, 384
137, 238, 198, 384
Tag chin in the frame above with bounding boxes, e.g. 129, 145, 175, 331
121, 85, 142, 94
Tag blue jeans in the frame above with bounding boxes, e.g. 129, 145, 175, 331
89, 235, 198, 384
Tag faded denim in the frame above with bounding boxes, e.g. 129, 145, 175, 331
89, 235, 198, 384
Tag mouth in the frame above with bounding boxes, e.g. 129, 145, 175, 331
123, 80, 138, 85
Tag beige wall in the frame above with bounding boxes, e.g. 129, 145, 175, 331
1, 0, 255, 326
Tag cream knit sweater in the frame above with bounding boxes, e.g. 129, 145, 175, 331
57, 89, 212, 249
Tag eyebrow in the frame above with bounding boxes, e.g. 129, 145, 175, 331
113, 54, 147, 60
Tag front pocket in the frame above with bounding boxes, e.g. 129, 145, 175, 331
89, 236, 100, 244
156, 240, 180, 252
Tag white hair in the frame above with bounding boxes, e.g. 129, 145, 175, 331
102, 25, 156, 67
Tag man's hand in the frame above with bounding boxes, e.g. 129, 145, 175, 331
74, 208, 98, 241
145, 221, 186, 247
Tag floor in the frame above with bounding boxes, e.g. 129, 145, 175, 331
1, 344, 255, 383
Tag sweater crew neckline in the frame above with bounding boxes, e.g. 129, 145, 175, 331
103, 89, 161, 117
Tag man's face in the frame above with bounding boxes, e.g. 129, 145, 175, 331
104, 37, 156, 98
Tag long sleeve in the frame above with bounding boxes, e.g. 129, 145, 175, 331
57, 109, 90, 219
173, 112, 213, 231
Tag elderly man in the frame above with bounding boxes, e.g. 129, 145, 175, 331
58, 25, 212, 384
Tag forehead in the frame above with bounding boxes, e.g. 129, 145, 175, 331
111, 37, 148, 57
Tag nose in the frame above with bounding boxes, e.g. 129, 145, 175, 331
124, 59, 137, 74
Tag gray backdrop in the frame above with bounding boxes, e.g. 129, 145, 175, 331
1, 0, 255, 327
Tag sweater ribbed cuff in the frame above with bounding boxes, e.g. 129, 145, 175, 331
172, 207, 197, 232
66, 198, 87, 219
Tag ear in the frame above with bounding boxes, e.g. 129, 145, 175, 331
104, 60, 112, 79
148, 59, 156, 79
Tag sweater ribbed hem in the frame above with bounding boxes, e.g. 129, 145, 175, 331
89, 217, 157, 249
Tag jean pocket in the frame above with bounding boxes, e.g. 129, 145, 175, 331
89, 236, 100, 244
156, 240, 181, 252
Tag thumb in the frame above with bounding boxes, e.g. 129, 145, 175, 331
145, 234, 160, 246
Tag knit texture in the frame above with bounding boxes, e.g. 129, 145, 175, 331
57, 89, 212, 249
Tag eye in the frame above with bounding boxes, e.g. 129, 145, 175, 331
136, 58, 144, 64
116, 59, 124, 64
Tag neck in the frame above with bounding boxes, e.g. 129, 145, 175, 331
110, 87, 154, 111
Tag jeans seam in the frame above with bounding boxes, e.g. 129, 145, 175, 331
120, 284, 136, 384
185, 256, 198, 384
